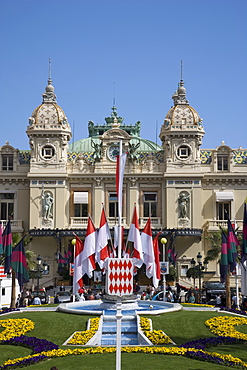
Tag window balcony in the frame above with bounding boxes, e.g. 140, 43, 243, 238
70, 217, 127, 229
139, 217, 162, 229
70, 217, 89, 228
107, 217, 127, 228
0, 220, 24, 233
204, 220, 242, 232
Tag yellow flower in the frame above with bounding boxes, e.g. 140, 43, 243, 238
0, 318, 34, 340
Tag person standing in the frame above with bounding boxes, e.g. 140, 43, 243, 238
16, 294, 21, 308
188, 292, 195, 304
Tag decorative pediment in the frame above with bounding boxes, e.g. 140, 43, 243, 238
102, 128, 131, 140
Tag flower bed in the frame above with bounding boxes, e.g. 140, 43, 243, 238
139, 317, 173, 345
67, 317, 100, 345
1, 316, 247, 369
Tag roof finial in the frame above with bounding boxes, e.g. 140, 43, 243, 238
48, 58, 52, 84
180, 59, 183, 81
42, 58, 56, 103
113, 81, 116, 107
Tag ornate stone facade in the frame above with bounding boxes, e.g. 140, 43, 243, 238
0, 75, 246, 289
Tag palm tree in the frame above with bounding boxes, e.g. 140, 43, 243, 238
204, 231, 223, 265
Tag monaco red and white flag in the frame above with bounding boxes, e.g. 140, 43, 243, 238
152, 233, 161, 289
73, 235, 84, 295
141, 218, 155, 278
82, 216, 97, 278
96, 207, 112, 269
116, 151, 127, 220
126, 205, 143, 268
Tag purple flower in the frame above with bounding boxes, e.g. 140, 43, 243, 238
0, 355, 48, 369
0, 308, 20, 315
180, 335, 245, 350
185, 350, 240, 367
1, 335, 58, 353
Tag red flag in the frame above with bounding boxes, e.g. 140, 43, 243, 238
153, 233, 161, 286
96, 207, 112, 269
126, 205, 143, 268
141, 218, 155, 278
82, 216, 97, 278
73, 234, 84, 295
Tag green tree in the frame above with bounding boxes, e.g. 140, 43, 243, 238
186, 266, 201, 288
166, 264, 178, 282
1, 233, 36, 308
204, 231, 222, 265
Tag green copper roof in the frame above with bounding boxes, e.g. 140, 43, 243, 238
68, 136, 162, 153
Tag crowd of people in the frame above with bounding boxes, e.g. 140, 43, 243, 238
15, 286, 46, 307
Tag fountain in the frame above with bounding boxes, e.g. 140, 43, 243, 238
57, 293, 182, 316
58, 294, 181, 346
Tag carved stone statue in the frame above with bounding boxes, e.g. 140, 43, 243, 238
128, 141, 140, 163
92, 140, 102, 163
178, 192, 190, 218
42, 189, 54, 220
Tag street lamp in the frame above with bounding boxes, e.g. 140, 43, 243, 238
161, 237, 167, 302
190, 252, 208, 303
36, 255, 48, 291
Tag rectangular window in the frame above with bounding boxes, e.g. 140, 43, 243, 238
0, 193, 14, 219
181, 265, 188, 276
217, 202, 230, 220
74, 192, 88, 217
2, 154, 13, 171
144, 192, 157, 217
217, 155, 228, 171
109, 192, 118, 217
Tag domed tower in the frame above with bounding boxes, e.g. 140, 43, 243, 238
159, 78, 205, 172
26, 74, 72, 173
26, 69, 72, 229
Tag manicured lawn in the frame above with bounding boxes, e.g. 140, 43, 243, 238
1, 309, 247, 369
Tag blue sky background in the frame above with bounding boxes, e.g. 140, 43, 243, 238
0, 0, 246, 150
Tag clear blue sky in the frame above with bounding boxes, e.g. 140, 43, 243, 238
0, 0, 246, 150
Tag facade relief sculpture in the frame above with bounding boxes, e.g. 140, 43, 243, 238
41, 188, 54, 228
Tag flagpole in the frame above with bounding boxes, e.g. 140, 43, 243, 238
118, 140, 122, 259
234, 219, 240, 309
116, 139, 122, 370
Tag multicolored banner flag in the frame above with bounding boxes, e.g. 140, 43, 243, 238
167, 235, 174, 262
57, 252, 67, 273
10, 238, 29, 290
242, 200, 247, 265
220, 231, 228, 283
0, 223, 3, 255
227, 216, 239, 272
2, 220, 12, 274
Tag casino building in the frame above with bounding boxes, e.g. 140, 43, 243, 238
0, 73, 246, 289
